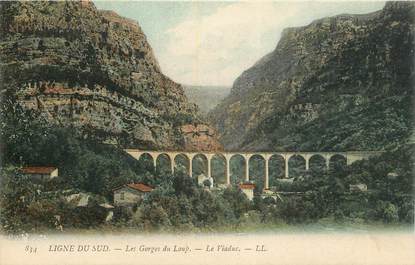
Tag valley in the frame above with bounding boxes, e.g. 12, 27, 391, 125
0, 1, 413, 234
183, 85, 231, 115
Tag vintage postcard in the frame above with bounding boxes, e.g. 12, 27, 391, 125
0, 0, 414, 264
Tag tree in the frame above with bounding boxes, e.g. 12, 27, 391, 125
0, 167, 38, 233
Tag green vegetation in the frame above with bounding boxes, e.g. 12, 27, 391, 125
0, 96, 413, 234
0, 99, 145, 199
0, 100, 250, 233
265, 146, 414, 225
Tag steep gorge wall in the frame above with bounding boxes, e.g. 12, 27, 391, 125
209, 2, 414, 151
0, 1, 222, 151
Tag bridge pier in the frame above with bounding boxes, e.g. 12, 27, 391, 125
225, 156, 231, 185
264, 158, 269, 189
305, 156, 310, 171
245, 160, 249, 182
325, 154, 330, 170
207, 155, 212, 180
284, 156, 289, 178
170, 155, 175, 173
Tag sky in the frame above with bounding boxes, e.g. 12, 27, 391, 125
93, 1, 385, 87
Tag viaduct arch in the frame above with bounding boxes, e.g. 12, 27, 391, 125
125, 149, 382, 190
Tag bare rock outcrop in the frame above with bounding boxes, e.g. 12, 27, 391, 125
0, 1, 222, 151
209, 2, 414, 151
180, 124, 223, 152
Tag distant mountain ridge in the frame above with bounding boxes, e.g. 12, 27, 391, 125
209, 1, 414, 152
183, 85, 231, 115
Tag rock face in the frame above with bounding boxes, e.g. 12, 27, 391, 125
209, 2, 414, 151
180, 124, 223, 152
0, 1, 221, 151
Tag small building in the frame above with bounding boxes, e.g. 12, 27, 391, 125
217, 183, 229, 190
113, 183, 153, 207
387, 172, 399, 180
349, 183, 368, 192
239, 183, 255, 200
262, 188, 274, 195
99, 203, 115, 222
275, 178, 295, 184
21, 166, 58, 181
197, 173, 214, 188
67, 192, 90, 207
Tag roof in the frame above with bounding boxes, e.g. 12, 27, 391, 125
21, 166, 57, 174
239, 183, 255, 190
127, 183, 153, 192
114, 183, 154, 193
99, 203, 114, 209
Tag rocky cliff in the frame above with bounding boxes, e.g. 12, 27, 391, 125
209, 2, 414, 151
0, 1, 222, 151
180, 124, 223, 152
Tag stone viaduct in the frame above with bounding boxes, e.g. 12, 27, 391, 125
125, 149, 382, 189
